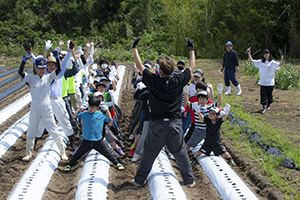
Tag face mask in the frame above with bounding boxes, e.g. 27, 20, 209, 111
101, 64, 108, 69
178, 66, 184, 70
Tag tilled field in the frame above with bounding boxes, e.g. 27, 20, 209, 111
0, 60, 286, 200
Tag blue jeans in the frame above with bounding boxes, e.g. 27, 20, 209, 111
224, 69, 239, 87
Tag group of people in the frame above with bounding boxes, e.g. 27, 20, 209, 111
18, 35, 284, 188
19, 39, 126, 170
128, 37, 284, 187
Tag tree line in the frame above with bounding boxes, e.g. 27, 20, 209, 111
0, 0, 299, 59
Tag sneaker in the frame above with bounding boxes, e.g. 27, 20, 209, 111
64, 165, 71, 172
186, 181, 196, 188
129, 134, 134, 141
117, 157, 125, 164
228, 158, 236, 166
116, 147, 125, 156
131, 154, 139, 162
131, 179, 143, 187
128, 148, 135, 157
261, 108, 268, 114
115, 163, 124, 170
190, 157, 196, 165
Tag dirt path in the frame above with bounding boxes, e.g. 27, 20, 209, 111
0, 61, 275, 200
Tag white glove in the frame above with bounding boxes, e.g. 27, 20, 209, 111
220, 110, 225, 116
191, 102, 201, 113
89, 69, 97, 76
217, 83, 223, 94
77, 46, 83, 55
181, 107, 185, 113
136, 82, 146, 90
45, 40, 53, 50
88, 75, 94, 84
223, 103, 230, 115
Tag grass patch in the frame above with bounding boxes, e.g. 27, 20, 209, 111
221, 95, 300, 200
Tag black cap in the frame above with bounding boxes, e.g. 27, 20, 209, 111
263, 49, 270, 54
99, 58, 109, 65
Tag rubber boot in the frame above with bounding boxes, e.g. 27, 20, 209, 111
22, 138, 35, 161
225, 86, 231, 95
236, 84, 242, 96
54, 137, 68, 160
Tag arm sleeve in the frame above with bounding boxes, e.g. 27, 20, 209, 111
30, 53, 37, 63
64, 61, 80, 78
61, 51, 71, 72
80, 54, 87, 65
55, 57, 62, 75
76, 112, 82, 119
253, 60, 261, 68
235, 51, 239, 67
18, 61, 26, 78
104, 114, 112, 123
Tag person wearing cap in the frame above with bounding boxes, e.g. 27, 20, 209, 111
186, 88, 222, 151
221, 41, 242, 95
177, 60, 185, 72
131, 36, 195, 187
189, 104, 236, 166
43, 40, 77, 148
247, 48, 284, 114
18, 43, 68, 161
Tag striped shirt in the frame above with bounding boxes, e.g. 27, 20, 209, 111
192, 102, 217, 129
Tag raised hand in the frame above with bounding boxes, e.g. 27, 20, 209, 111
278, 48, 284, 56
217, 83, 223, 94
23, 41, 31, 53
45, 40, 53, 50
59, 40, 64, 46
132, 36, 141, 49
185, 37, 194, 51
223, 103, 231, 115
69, 40, 75, 50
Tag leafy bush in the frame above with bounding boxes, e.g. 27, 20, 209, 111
244, 61, 258, 75
275, 64, 300, 90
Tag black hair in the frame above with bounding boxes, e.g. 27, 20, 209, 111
196, 81, 207, 91
262, 52, 273, 63
88, 96, 100, 107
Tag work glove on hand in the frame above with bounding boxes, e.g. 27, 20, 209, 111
45, 40, 53, 50
185, 37, 194, 51
191, 102, 201, 113
22, 41, 32, 61
68, 40, 75, 50
59, 40, 64, 46
77, 46, 83, 55
223, 103, 231, 115
132, 36, 141, 49
217, 83, 224, 94
278, 48, 284, 56
52, 48, 59, 59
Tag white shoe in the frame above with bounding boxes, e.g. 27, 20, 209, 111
129, 134, 134, 141
236, 84, 242, 96
22, 138, 35, 161
131, 154, 139, 163
225, 86, 231, 95
55, 137, 68, 160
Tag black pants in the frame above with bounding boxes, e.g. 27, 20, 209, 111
68, 139, 118, 167
63, 96, 78, 130
184, 123, 195, 143
260, 86, 274, 107
135, 118, 194, 185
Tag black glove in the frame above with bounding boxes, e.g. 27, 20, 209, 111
23, 41, 31, 53
52, 48, 59, 58
132, 36, 141, 49
278, 48, 284, 56
185, 37, 194, 51
69, 40, 75, 50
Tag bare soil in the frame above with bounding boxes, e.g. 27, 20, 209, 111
0, 58, 298, 199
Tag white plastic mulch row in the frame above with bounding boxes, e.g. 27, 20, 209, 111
75, 65, 126, 199
0, 93, 31, 125
0, 112, 30, 159
147, 150, 187, 200
191, 142, 258, 200
8, 128, 68, 200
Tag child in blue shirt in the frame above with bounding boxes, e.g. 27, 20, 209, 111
64, 96, 124, 171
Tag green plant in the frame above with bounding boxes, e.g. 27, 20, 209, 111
275, 64, 300, 90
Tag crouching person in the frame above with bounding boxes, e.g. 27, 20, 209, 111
64, 96, 124, 171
